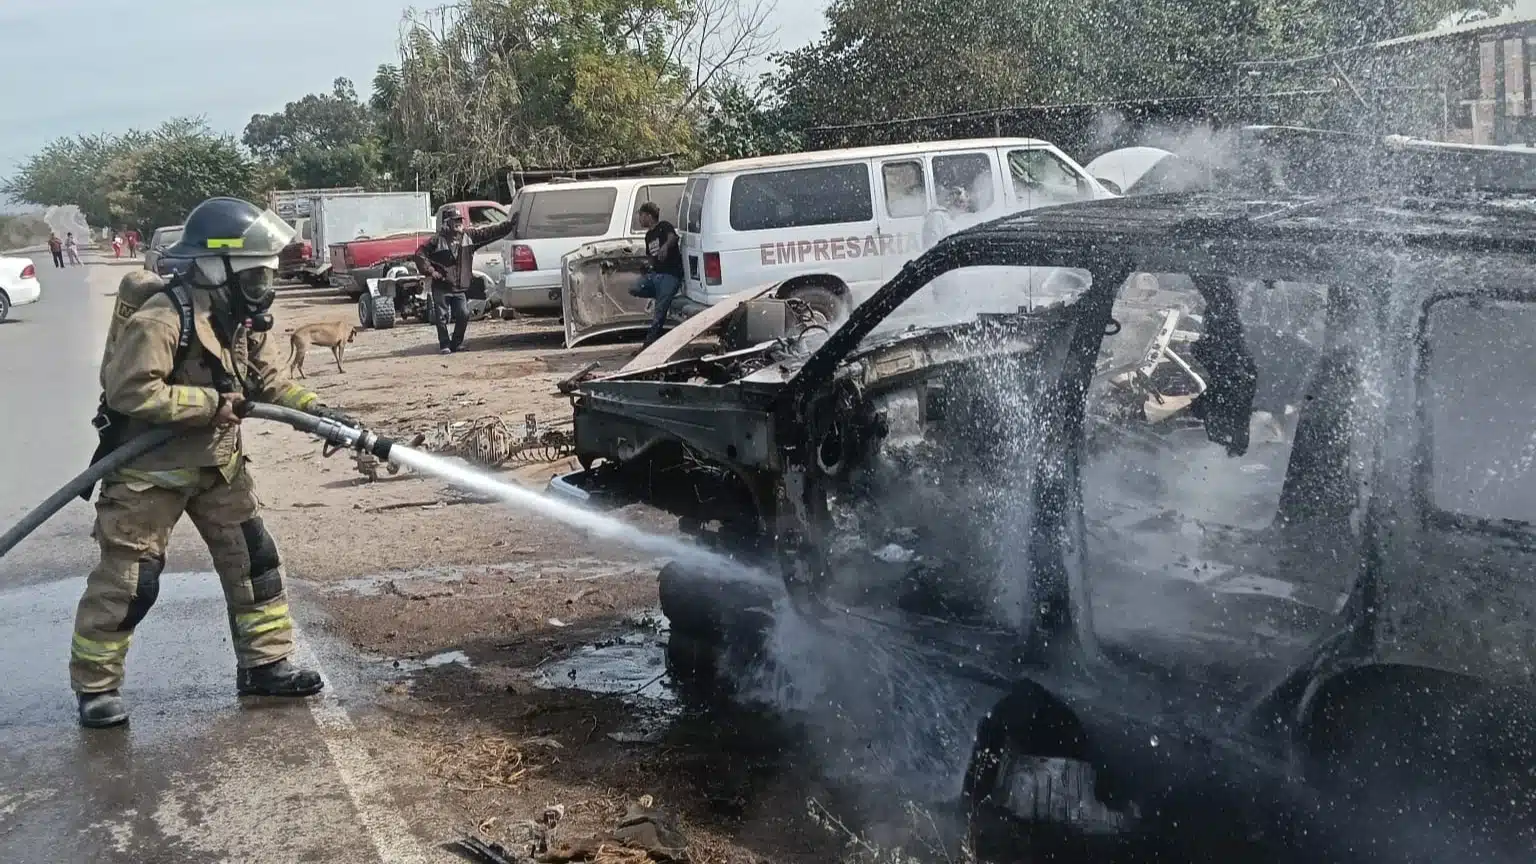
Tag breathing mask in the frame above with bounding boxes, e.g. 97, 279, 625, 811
192, 255, 280, 333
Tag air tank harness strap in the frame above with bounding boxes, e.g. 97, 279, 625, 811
81, 282, 198, 502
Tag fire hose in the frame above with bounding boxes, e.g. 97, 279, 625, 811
0, 404, 395, 561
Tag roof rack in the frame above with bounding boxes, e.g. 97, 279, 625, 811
502, 155, 679, 191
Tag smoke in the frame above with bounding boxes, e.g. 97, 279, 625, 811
1085, 112, 1247, 194
44, 205, 91, 244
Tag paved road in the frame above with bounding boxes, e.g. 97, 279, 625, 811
0, 257, 444, 863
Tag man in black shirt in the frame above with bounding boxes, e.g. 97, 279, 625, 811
630, 202, 685, 347
413, 208, 518, 354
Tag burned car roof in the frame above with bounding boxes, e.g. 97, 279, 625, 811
944, 192, 1536, 264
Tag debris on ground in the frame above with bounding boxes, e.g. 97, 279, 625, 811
455, 797, 691, 864
430, 736, 533, 792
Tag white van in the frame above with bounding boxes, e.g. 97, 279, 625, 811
675, 138, 1114, 320
490, 176, 687, 312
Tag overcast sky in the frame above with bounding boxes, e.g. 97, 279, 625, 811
0, 0, 826, 209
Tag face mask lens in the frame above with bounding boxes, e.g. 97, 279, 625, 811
237, 267, 275, 307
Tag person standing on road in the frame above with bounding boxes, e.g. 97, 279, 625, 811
112, 233, 123, 259
65, 232, 82, 266
631, 202, 684, 348
48, 233, 65, 268
413, 207, 518, 355
126, 228, 140, 258
70, 196, 364, 729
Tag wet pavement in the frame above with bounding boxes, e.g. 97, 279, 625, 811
0, 256, 448, 863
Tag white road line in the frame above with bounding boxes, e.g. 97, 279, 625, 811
291, 634, 434, 864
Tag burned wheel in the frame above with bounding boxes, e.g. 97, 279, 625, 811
964, 688, 1137, 862
778, 283, 847, 326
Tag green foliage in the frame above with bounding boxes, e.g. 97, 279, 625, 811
1, 132, 146, 228
694, 76, 801, 162
244, 77, 383, 192
379, 0, 769, 195
106, 119, 255, 232
24, 0, 1498, 219
771, 0, 1513, 134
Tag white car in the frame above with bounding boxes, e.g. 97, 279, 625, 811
488, 176, 686, 313
0, 256, 41, 322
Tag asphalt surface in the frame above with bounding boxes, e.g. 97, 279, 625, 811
0, 255, 445, 863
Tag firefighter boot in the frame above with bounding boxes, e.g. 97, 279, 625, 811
236, 658, 324, 697
78, 690, 129, 728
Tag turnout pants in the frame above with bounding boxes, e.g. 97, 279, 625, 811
69, 465, 295, 694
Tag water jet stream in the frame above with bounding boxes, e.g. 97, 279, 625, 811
386, 446, 769, 585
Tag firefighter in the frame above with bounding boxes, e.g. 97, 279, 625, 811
72, 196, 362, 729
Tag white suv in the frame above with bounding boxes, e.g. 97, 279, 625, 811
489, 176, 686, 313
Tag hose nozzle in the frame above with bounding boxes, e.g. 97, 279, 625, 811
244, 404, 395, 460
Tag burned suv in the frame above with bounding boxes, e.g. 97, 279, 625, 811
551, 132, 1536, 862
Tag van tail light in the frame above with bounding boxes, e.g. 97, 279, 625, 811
511, 244, 537, 272
20, 264, 35, 279
703, 252, 721, 286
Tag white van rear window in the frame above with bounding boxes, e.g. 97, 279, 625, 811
516, 188, 618, 239
683, 177, 709, 233
728, 163, 872, 232
630, 183, 685, 231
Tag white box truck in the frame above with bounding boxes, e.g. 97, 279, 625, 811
309, 191, 433, 294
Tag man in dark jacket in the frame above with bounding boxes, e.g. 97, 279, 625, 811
413, 209, 518, 354
630, 202, 685, 347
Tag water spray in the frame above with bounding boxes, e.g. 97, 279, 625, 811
0, 407, 754, 586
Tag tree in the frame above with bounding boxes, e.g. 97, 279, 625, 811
243, 78, 377, 160
770, 0, 1511, 135
2, 131, 149, 228
243, 78, 381, 190
695, 75, 799, 161
106, 119, 255, 232
378, 0, 775, 198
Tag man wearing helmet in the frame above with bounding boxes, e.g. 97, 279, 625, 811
414, 207, 518, 355
72, 196, 364, 729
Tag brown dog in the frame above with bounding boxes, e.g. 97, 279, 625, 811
287, 322, 357, 378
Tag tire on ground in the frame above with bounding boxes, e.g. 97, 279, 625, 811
369, 293, 397, 330
0, 291, 10, 323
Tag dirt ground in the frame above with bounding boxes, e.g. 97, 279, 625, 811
245, 283, 855, 863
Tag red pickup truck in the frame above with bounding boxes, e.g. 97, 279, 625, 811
329, 200, 508, 297
277, 217, 314, 282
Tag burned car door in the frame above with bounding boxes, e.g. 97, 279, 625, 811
562, 237, 671, 348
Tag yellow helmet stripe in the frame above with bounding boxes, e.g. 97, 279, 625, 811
206, 238, 245, 249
